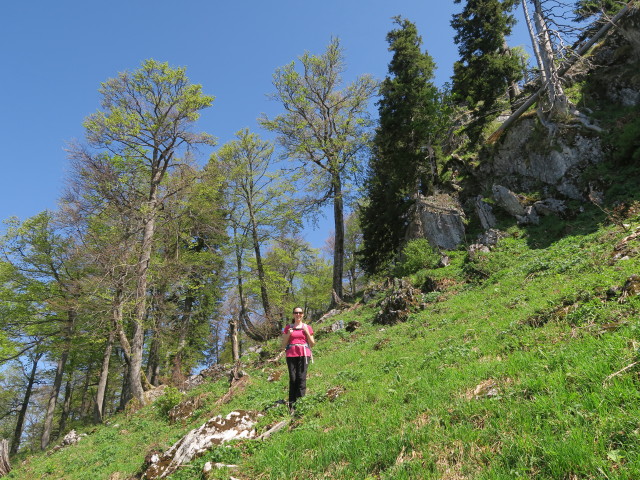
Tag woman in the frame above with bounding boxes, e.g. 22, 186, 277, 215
281, 307, 315, 411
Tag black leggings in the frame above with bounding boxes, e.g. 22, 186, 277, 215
286, 356, 309, 405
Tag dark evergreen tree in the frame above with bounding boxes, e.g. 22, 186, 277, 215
451, 0, 523, 140
359, 17, 444, 276
574, 0, 625, 22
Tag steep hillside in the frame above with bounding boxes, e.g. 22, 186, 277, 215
6, 202, 640, 479
5, 9, 640, 480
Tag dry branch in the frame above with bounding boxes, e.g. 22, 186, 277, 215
487, 1, 637, 144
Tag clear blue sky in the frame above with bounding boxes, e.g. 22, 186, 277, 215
0, 0, 530, 248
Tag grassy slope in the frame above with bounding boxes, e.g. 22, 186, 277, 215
7, 203, 640, 480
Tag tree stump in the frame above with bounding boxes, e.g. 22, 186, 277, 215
0, 439, 11, 476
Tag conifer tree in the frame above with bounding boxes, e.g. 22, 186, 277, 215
451, 0, 523, 140
359, 17, 443, 276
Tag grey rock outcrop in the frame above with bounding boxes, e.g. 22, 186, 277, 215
488, 119, 603, 200
407, 193, 466, 250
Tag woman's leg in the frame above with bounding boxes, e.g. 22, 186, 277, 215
286, 357, 298, 406
295, 357, 309, 401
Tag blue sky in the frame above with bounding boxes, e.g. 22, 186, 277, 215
0, 0, 530, 248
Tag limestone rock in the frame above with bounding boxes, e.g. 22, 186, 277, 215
476, 229, 507, 248
533, 198, 566, 216
373, 279, 421, 326
475, 196, 497, 230
407, 193, 466, 250
516, 206, 540, 225
141, 410, 261, 479
492, 185, 525, 216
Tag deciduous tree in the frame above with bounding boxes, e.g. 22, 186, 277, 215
70, 59, 215, 405
260, 39, 377, 304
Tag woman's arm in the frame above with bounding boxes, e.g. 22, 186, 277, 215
302, 324, 315, 347
281, 327, 292, 350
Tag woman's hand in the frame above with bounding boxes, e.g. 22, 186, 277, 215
302, 324, 315, 347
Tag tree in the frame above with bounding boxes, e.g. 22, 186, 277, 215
215, 129, 294, 337
451, 0, 523, 139
574, 0, 624, 22
260, 38, 377, 304
359, 18, 449, 276
71, 59, 215, 405
1, 212, 83, 450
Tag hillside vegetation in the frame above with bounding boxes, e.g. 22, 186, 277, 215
7, 191, 640, 479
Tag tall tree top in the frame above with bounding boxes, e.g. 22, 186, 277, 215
83, 59, 216, 160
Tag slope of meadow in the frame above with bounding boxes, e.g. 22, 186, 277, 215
7, 198, 640, 480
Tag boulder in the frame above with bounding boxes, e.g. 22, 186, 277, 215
533, 198, 566, 216
516, 206, 540, 225
475, 196, 497, 230
373, 279, 421, 326
492, 185, 525, 216
476, 229, 507, 248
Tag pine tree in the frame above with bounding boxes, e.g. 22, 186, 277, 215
359, 17, 443, 276
451, 0, 523, 140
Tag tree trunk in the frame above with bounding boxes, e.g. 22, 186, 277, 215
146, 327, 160, 387
0, 439, 10, 476
522, 0, 545, 81
502, 39, 521, 108
118, 350, 130, 411
94, 331, 114, 423
248, 208, 274, 329
331, 171, 345, 304
58, 380, 73, 435
78, 361, 94, 419
170, 294, 194, 385
130, 204, 157, 405
41, 309, 75, 450
532, 0, 569, 116
10, 351, 42, 455
229, 315, 240, 362
112, 286, 131, 365
488, 1, 634, 143
233, 233, 269, 342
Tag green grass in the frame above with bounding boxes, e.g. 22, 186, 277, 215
8, 214, 640, 479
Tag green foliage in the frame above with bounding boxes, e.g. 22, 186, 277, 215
155, 387, 183, 419
395, 238, 440, 277
450, 0, 523, 141
260, 38, 377, 298
574, 0, 625, 22
610, 109, 640, 163
360, 17, 451, 276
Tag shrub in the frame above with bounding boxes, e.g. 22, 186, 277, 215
155, 386, 183, 419
395, 238, 440, 276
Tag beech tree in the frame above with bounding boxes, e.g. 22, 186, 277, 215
260, 38, 377, 304
68, 59, 215, 405
0, 212, 84, 450
215, 129, 294, 337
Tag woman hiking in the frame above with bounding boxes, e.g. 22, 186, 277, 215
281, 307, 315, 412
